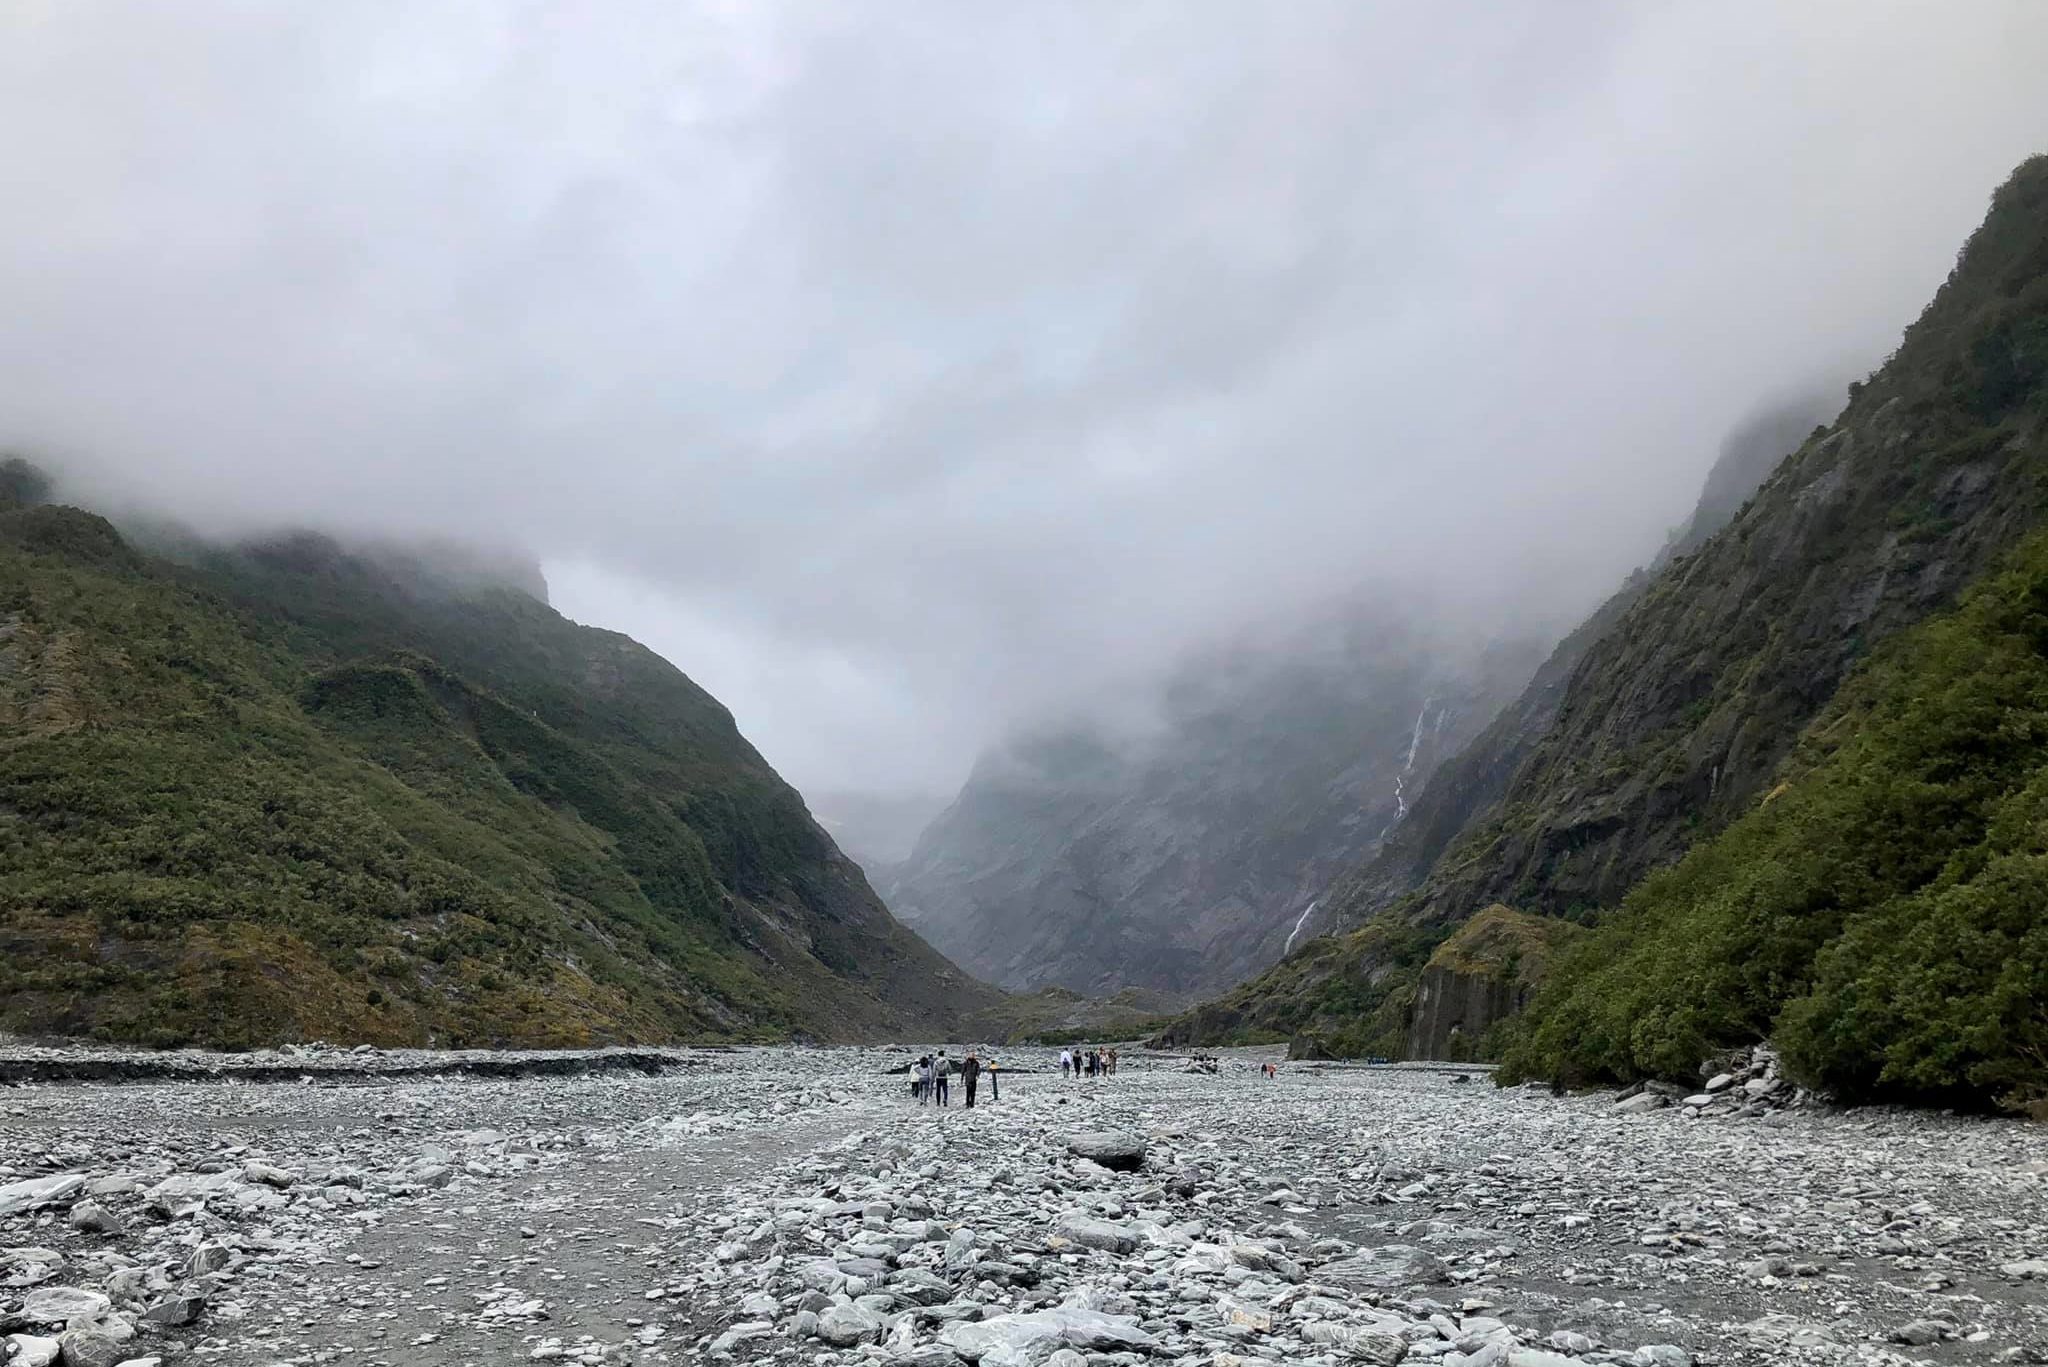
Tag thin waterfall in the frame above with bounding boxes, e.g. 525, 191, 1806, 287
1391, 693, 1438, 822
1283, 899, 1321, 954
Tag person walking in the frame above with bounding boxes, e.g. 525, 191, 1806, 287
1060, 1048, 1072, 1079
987, 1054, 999, 1102
917, 1055, 932, 1104
934, 1051, 951, 1107
962, 1050, 982, 1108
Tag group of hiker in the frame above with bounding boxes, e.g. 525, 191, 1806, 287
1059, 1046, 1117, 1078
905, 1043, 1141, 1110
910, 1049, 997, 1108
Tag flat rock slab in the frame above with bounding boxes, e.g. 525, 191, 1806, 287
1317, 1243, 1452, 1289
0, 1175, 84, 1217
942, 1307, 1161, 1363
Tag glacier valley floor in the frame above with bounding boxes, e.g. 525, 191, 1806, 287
2, 1044, 2045, 1367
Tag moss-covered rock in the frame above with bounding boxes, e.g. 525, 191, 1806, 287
1407, 905, 1578, 1060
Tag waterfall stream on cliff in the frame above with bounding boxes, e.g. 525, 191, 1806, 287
1282, 898, 1321, 955
1391, 693, 1439, 822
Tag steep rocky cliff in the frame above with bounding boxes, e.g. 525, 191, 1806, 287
1163, 155, 2048, 1058
1412, 163, 2048, 920
885, 613, 1545, 997
1310, 394, 1838, 934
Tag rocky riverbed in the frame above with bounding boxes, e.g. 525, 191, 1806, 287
3, 1044, 2045, 1367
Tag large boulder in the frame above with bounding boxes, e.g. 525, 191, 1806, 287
55, 1328, 129, 1367
1064, 1131, 1146, 1172
815, 1302, 883, 1347
140, 1289, 208, 1327
942, 1308, 1161, 1363
67, 1201, 122, 1236
21, 1286, 111, 1325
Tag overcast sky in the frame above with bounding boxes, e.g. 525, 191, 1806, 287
3, 4, 2046, 796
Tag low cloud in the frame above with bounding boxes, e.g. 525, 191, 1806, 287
3, 3, 2044, 792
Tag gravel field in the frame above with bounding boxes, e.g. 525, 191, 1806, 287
3, 1044, 2046, 1367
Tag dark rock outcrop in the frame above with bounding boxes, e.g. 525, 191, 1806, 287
1403, 905, 1577, 1060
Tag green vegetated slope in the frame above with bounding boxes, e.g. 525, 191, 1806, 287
1159, 155, 2048, 1100
960, 985, 1179, 1047
1501, 532, 2048, 1109
0, 480, 995, 1048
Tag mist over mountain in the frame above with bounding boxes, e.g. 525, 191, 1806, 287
805, 789, 951, 876
1167, 158, 2048, 1110
885, 384, 1838, 1002
884, 607, 1547, 998
1293, 388, 1845, 943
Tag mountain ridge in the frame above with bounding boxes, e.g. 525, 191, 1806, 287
0, 477, 996, 1048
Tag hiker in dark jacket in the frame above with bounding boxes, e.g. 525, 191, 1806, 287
962, 1050, 982, 1107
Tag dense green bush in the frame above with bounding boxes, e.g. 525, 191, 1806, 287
1501, 528, 2048, 1110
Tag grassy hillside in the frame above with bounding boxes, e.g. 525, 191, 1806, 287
0, 486, 995, 1048
1501, 528, 2048, 1111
